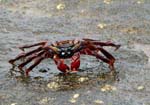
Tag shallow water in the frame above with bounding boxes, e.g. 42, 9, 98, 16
0, 0, 150, 105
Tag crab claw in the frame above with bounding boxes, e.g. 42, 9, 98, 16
71, 69, 78, 73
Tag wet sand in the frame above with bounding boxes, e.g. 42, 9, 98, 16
0, 0, 150, 105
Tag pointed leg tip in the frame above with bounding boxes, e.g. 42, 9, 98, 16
18, 66, 23, 71
18, 47, 24, 51
25, 70, 30, 77
9, 60, 14, 64
115, 44, 121, 51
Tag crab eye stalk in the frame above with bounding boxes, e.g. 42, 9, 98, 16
49, 46, 60, 54
71, 42, 82, 52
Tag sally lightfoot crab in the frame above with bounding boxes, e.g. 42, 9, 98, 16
9, 38, 120, 76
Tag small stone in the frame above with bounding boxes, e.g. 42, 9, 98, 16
100, 84, 117, 92
2, 28, 8, 33
103, 0, 112, 4
111, 86, 117, 91
39, 97, 49, 104
69, 98, 76, 103
100, 88, 106, 92
81, 10, 85, 13
137, 86, 144, 90
94, 100, 104, 104
137, 1, 141, 4
11, 103, 17, 105
56, 4, 65, 10
97, 23, 107, 29
121, 27, 139, 34
47, 82, 59, 90
78, 77, 89, 82
137, 1, 144, 4
73, 94, 80, 99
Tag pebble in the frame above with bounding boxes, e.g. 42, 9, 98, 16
11, 103, 17, 105
39, 97, 49, 104
103, 0, 112, 4
97, 23, 107, 29
56, 4, 65, 10
73, 93, 80, 99
47, 82, 59, 90
137, 86, 144, 90
100, 84, 117, 92
94, 100, 104, 104
69, 98, 76, 103
78, 77, 89, 82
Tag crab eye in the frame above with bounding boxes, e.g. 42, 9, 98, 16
61, 52, 65, 55
68, 47, 71, 49
67, 51, 71, 55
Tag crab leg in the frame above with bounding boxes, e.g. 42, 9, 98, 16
25, 54, 46, 76
96, 47, 115, 71
9, 47, 43, 64
93, 41, 121, 50
80, 47, 115, 71
83, 38, 120, 50
19, 41, 47, 51
83, 38, 97, 41
18, 51, 45, 70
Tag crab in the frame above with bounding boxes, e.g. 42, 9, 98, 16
9, 38, 120, 76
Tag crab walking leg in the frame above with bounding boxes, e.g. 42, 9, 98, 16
71, 52, 80, 72
83, 38, 98, 41
9, 47, 43, 64
83, 39, 120, 50
96, 47, 116, 71
53, 55, 70, 73
19, 41, 47, 51
18, 51, 45, 70
93, 41, 121, 50
25, 55, 45, 76
80, 48, 115, 71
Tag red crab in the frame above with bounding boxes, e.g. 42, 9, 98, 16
9, 38, 120, 76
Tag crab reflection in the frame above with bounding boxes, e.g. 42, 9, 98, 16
9, 68, 119, 91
